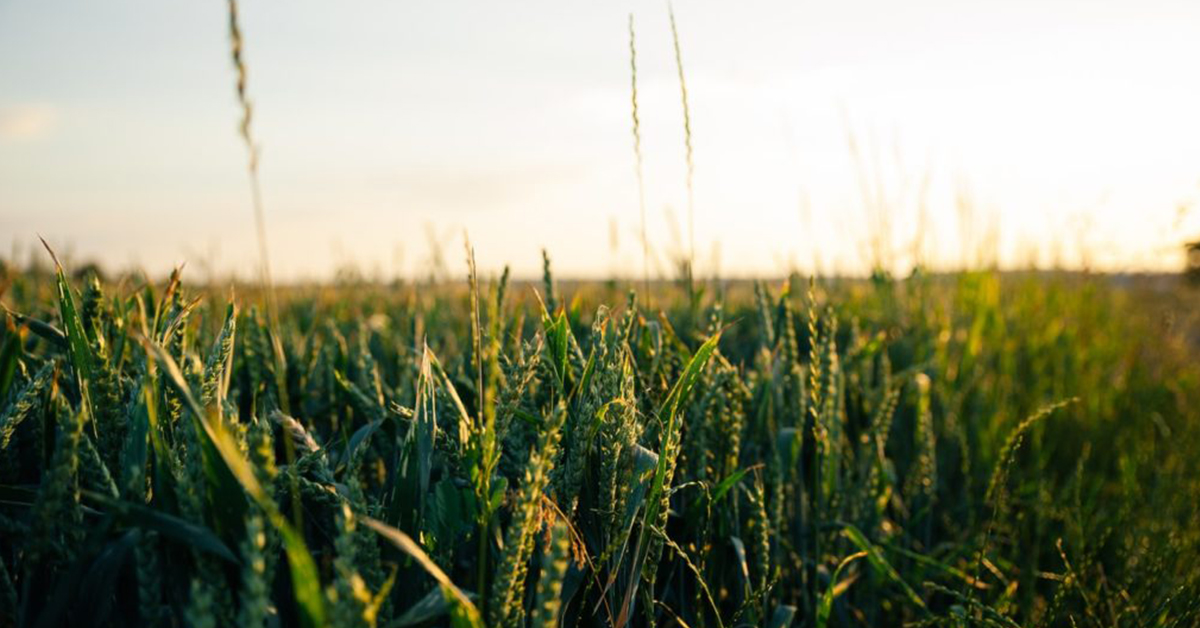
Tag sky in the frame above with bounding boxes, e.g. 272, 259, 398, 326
3, 0, 1200, 281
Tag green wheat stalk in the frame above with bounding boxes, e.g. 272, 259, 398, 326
489, 402, 568, 628
530, 518, 571, 628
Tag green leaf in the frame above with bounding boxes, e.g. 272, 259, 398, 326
0, 321, 23, 399
364, 517, 484, 628
41, 237, 95, 419
882, 542, 989, 590
817, 551, 867, 628
0, 484, 41, 507
77, 530, 140, 628
619, 330, 723, 628
709, 465, 754, 506
729, 536, 752, 596
842, 525, 927, 612
392, 586, 480, 627
154, 340, 249, 539
657, 330, 723, 426
767, 605, 797, 628
425, 349, 472, 445
488, 476, 508, 515
82, 491, 238, 563
141, 336, 327, 628
545, 312, 570, 390
119, 393, 149, 497
571, 341, 598, 402
343, 419, 382, 467
2, 308, 67, 350
412, 345, 437, 508
276, 524, 327, 628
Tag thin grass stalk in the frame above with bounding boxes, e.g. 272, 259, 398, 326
226, 0, 291, 420
226, 0, 272, 306
628, 14, 650, 306
970, 397, 1077, 606
466, 239, 498, 609
668, 3, 695, 294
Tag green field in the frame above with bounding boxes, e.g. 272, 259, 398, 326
1, 253, 1198, 627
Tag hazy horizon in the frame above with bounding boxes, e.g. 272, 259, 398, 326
4, 0, 1200, 281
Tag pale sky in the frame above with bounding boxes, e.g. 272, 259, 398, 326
3, 0, 1200, 280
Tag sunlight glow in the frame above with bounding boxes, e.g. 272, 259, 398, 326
2, 0, 1199, 279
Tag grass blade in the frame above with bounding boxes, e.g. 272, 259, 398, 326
363, 517, 484, 628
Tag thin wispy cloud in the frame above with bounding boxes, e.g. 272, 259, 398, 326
0, 105, 56, 141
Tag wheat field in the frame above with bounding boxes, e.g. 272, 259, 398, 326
3, 2, 1200, 627
1, 251, 1198, 627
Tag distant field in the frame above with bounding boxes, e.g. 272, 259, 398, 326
1, 254, 1198, 627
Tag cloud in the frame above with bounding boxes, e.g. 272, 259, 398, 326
0, 106, 56, 141
385, 163, 585, 211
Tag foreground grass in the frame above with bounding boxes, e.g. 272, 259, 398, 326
0, 256, 1198, 627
